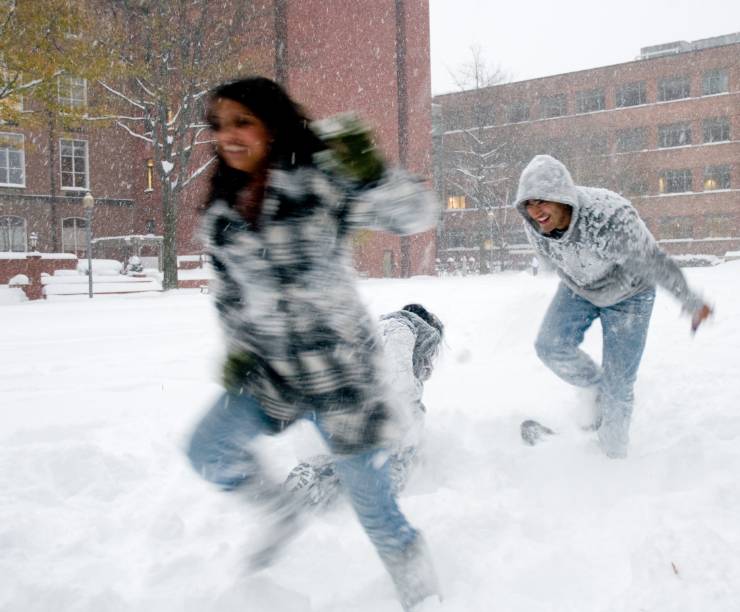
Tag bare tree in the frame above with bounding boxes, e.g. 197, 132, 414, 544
445, 46, 518, 272
91, 0, 262, 289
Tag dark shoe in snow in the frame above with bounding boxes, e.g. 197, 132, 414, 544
521, 419, 555, 446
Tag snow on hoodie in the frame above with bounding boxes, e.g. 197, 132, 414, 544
514, 155, 703, 312
377, 310, 441, 450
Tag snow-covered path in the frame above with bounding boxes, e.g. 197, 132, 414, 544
2, 264, 738, 612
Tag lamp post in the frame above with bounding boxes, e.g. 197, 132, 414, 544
82, 191, 94, 298
487, 209, 495, 274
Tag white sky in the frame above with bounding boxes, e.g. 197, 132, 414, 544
430, 0, 740, 94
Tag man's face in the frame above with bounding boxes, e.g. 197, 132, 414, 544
525, 200, 572, 234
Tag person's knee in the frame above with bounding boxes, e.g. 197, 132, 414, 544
534, 333, 562, 364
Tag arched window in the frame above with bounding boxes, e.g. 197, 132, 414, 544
0, 216, 26, 252
62, 217, 89, 256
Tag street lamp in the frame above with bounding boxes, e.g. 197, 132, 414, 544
82, 191, 95, 298
29, 231, 38, 251
487, 209, 495, 274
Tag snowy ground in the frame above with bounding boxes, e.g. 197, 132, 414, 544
2, 264, 739, 612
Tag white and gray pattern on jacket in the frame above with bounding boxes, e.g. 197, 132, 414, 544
202, 164, 440, 453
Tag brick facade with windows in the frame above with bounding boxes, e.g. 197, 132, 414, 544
0, 0, 435, 281
433, 34, 740, 269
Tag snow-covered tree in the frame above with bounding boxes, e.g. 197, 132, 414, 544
445, 47, 519, 272
93, 0, 260, 289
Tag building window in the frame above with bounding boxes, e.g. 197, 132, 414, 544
541, 137, 570, 161
657, 75, 690, 101
445, 109, 465, 130
616, 81, 646, 107
658, 122, 692, 148
705, 214, 735, 237
618, 175, 649, 196
447, 195, 467, 210
575, 88, 605, 113
57, 75, 87, 111
583, 132, 608, 154
0, 215, 26, 252
659, 216, 694, 239
60, 138, 89, 189
703, 117, 730, 143
541, 94, 566, 118
474, 103, 496, 126
61, 217, 89, 255
704, 165, 731, 191
659, 169, 692, 194
146, 158, 154, 191
702, 69, 728, 95
615, 127, 647, 152
0, 132, 25, 186
446, 229, 467, 248
507, 102, 529, 123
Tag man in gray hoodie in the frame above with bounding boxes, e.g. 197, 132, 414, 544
514, 154, 712, 458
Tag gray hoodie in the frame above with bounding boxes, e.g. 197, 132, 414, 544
514, 155, 703, 312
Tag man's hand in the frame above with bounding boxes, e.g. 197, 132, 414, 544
222, 351, 257, 393
691, 304, 713, 334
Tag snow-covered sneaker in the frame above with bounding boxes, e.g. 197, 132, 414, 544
597, 416, 629, 459
284, 455, 342, 510
520, 419, 555, 445
384, 535, 441, 612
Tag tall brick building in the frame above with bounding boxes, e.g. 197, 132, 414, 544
0, 0, 435, 281
433, 33, 740, 271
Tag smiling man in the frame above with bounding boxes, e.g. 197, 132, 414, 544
514, 155, 712, 458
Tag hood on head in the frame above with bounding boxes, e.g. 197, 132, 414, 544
381, 310, 442, 382
514, 155, 579, 225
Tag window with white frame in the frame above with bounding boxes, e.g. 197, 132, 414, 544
57, 75, 87, 111
658, 122, 692, 148
60, 138, 89, 189
657, 75, 690, 101
0, 132, 25, 186
659, 169, 692, 194
703, 117, 730, 143
703, 165, 731, 191
507, 102, 529, 123
615, 127, 647, 152
0, 215, 27, 252
575, 88, 605, 113
61, 217, 89, 255
616, 81, 646, 107
702, 69, 728, 95
541, 94, 566, 118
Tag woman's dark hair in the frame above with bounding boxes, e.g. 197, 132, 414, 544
402, 303, 444, 337
205, 76, 327, 206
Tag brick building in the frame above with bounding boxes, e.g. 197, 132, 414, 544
433, 33, 740, 272
0, 0, 435, 283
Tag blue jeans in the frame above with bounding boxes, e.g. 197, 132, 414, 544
534, 283, 655, 456
187, 391, 419, 560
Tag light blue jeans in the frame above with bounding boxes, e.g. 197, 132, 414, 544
187, 391, 419, 560
534, 283, 655, 456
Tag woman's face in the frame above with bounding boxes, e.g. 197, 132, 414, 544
209, 98, 272, 173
